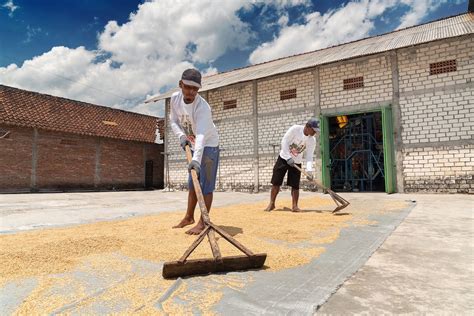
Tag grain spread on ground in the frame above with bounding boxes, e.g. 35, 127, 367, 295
0, 195, 410, 314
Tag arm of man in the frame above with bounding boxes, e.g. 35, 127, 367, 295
305, 137, 315, 172
280, 125, 297, 160
305, 137, 316, 180
169, 100, 185, 139
191, 103, 214, 164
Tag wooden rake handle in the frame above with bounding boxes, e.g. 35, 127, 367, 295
180, 145, 256, 262
185, 145, 221, 261
293, 164, 326, 190
293, 164, 350, 211
185, 145, 211, 225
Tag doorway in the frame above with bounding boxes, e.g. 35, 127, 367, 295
145, 160, 154, 189
320, 107, 395, 193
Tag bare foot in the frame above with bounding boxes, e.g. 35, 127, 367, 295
292, 207, 302, 212
264, 203, 275, 212
172, 218, 195, 228
186, 223, 206, 235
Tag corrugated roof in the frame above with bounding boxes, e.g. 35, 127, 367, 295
0, 85, 164, 143
147, 13, 474, 103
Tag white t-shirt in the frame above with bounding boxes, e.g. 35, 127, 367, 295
279, 125, 316, 171
170, 91, 219, 163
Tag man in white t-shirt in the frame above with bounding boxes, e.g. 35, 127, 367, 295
169, 69, 220, 235
264, 118, 320, 212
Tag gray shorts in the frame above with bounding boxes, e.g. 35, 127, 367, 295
188, 146, 219, 195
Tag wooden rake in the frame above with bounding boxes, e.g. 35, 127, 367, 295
162, 145, 267, 279
294, 165, 350, 213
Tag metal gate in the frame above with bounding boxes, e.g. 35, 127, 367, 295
320, 107, 396, 193
329, 113, 385, 192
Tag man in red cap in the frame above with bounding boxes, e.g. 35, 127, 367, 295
169, 69, 220, 234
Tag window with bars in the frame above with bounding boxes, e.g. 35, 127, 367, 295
343, 76, 364, 90
430, 59, 457, 75
280, 88, 297, 100
223, 99, 237, 110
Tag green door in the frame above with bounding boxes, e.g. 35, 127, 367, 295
320, 115, 331, 188
382, 106, 396, 193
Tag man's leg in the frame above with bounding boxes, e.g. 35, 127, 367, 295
172, 188, 197, 228
264, 156, 287, 211
288, 163, 302, 212
186, 146, 219, 235
264, 185, 280, 212
291, 187, 301, 212
186, 192, 213, 235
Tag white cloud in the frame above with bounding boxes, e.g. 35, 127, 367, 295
249, 0, 445, 64
0, 0, 309, 116
249, 0, 380, 64
0, 0, 455, 117
2, 0, 19, 17
98, 0, 253, 65
0, 0, 259, 116
397, 0, 448, 29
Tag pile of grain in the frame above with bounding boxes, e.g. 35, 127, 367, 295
0, 195, 409, 314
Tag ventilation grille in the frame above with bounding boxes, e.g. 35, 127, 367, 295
343, 76, 364, 90
280, 89, 297, 100
223, 99, 237, 110
430, 59, 457, 75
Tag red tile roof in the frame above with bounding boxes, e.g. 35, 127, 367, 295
0, 85, 164, 143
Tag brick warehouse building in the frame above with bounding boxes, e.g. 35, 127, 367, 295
0, 85, 165, 192
149, 13, 474, 194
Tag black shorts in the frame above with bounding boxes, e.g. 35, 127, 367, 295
270, 156, 302, 189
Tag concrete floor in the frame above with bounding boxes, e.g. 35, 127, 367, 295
0, 190, 275, 233
0, 191, 472, 314
318, 193, 474, 315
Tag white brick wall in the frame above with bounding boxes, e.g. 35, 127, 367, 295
257, 71, 315, 114
320, 55, 393, 109
398, 37, 474, 145
259, 156, 276, 188
400, 89, 473, 144
216, 119, 253, 157
398, 37, 474, 93
168, 160, 188, 190
217, 158, 254, 191
208, 84, 253, 121
396, 37, 474, 193
403, 144, 473, 193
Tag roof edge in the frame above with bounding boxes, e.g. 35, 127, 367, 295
0, 121, 161, 144
0, 84, 164, 120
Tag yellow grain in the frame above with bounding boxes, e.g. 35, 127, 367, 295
0, 195, 410, 314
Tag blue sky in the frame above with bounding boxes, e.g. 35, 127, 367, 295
0, 0, 468, 117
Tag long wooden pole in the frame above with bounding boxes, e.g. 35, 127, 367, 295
185, 145, 221, 261
293, 164, 350, 212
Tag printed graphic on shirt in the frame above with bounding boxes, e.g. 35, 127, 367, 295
180, 114, 196, 145
289, 142, 306, 157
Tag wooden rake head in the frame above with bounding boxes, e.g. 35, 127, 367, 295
162, 145, 266, 279
293, 165, 350, 213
